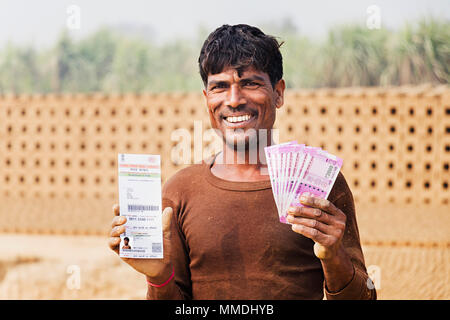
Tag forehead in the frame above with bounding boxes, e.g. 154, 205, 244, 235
207, 66, 270, 83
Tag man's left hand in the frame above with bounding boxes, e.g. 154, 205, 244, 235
287, 193, 346, 260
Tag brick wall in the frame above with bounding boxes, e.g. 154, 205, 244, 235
0, 86, 449, 235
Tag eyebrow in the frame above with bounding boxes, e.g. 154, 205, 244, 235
207, 75, 267, 87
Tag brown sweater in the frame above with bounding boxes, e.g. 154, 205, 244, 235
148, 155, 376, 300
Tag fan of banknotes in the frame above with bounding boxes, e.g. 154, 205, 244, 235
264, 141, 343, 224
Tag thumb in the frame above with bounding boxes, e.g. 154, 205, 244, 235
162, 207, 173, 238
313, 242, 333, 260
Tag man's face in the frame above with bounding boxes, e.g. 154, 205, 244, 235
203, 67, 285, 148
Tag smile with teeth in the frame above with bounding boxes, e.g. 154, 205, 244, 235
224, 114, 252, 123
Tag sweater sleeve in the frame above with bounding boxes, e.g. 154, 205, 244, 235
146, 194, 192, 299
324, 173, 377, 300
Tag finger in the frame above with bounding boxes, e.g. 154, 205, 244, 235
110, 225, 126, 237
287, 206, 331, 224
287, 215, 335, 235
108, 237, 121, 253
299, 195, 341, 216
113, 204, 120, 216
162, 207, 173, 238
291, 223, 333, 245
288, 206, 345, 229
111, 215, 127, 228
288, 215, 344, 239
314, 242, 334, 260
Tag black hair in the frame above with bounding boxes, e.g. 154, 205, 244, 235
198, 24, 283, 87
124, 237, 129, 241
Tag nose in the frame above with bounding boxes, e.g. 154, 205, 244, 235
225, 84, 246, 109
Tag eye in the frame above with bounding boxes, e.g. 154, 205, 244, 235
243, 81, 261, 89
210, 83, 228, 91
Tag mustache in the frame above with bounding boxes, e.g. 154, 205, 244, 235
219, 106, 258, 117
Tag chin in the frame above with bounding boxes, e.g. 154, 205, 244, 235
223, 129, 259, 151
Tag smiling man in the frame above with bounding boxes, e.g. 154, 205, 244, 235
204, 65, 282, 180
109, 24, 376, 300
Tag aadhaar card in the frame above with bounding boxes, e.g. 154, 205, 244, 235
118, 153, 163, 259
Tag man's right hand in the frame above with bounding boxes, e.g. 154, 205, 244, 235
108, 204, 174, 283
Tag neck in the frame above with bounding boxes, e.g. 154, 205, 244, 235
220, 129, 276, 166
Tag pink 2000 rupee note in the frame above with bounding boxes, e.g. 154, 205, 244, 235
290, 150, 343, 208
264, 141, 299, 216
265, 142, 343, 224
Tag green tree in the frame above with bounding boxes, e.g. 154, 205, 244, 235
381, 18, 450, 85
0, 43, 40, 93
105, 37, 152, 93
315, 25, 390, 87
0, 17, 448, 93
79, 28, 118, 91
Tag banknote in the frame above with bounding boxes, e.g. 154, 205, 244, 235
265, 143, 343, 224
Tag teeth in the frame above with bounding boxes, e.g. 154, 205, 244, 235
226, 114, 251, 123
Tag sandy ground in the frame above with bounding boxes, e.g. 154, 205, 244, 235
0, 200, 448, 300
0, 234, 147, 299
0, 232, 448, 300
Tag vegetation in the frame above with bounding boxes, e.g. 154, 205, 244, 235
0, 17, 448, 93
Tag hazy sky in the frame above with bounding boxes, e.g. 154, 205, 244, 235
0, 0, 449, 48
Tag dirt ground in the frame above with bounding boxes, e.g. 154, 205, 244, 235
0, 234, 147, 299
0, 231, 448, 300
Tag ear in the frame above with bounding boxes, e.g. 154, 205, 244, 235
274, 79, 285, 109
